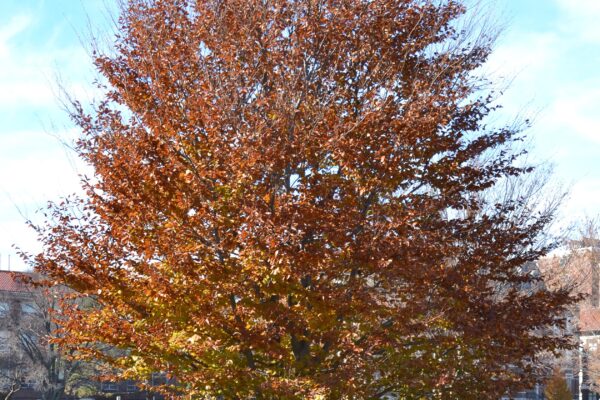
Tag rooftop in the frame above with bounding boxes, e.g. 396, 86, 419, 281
579, 307, 600, 332
0, 270, 31, 293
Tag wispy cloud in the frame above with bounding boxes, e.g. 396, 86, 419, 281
0, 13, 93, 108
0, 15, 32, 54
543, 86, 600, 144
0, 6, 97, 269
555, 0, 600, 43
485, 0, 600, 222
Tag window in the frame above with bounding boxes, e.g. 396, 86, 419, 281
126, 383, 138, 392
150, 372, 167, 386
565, 371, 573, 380
101, 382, 119, 392
0, 302, 9, 317
20, 378, 34, 389
20, 302, 37, 315
0, 330, 10, 351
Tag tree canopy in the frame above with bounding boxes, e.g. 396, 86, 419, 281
32, 0, 577, 398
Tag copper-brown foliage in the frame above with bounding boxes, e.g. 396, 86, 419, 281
31, 0, 577, 398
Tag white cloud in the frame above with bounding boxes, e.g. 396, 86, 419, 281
487, 32, 559, 82
563, 178, 600, 220
484, 31, 561, 119
555, 0, 600, 43
0, 9, 97, 108
0, 15, 32, 55
0, 10, 97, 270
0, 43, 93, 108
482, 1, 600, 220
0, 128, 85, 270
542, 86, 600, 144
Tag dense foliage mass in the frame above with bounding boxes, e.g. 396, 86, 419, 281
32, 0, 577, 398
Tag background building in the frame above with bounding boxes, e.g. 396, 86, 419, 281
0, 271, 153, 400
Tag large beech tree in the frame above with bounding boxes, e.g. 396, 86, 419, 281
31, 0, 577, 398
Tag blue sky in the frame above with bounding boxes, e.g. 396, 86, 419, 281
488, 0, 600, 220
0, 0, 598, 269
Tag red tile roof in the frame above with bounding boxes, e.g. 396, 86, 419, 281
0, 270, 30, 292
579, 307, 600, 332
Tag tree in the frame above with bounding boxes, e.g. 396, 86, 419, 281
0, 335, 30, 400
0, 276, 99, 400
0, 282, 55, 400
30, 0, 578, 398
544, 368, 572, 400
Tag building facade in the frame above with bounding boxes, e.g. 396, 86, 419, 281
0, 271, 154, 400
